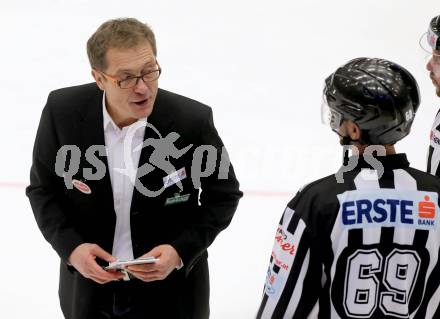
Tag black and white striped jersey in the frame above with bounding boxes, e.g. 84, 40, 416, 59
257, 154, 440, 319
427, 110, 440, 176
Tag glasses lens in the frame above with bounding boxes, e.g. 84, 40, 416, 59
118, 68, 161, 89
143, 70, 161, 82
119, 78, 137, 89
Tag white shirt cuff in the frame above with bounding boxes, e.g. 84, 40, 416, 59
176, 258, 184, 270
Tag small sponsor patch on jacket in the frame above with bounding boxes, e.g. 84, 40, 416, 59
163, 167, 187, 188
72, 179, 91, 194
165, 193, 190, 206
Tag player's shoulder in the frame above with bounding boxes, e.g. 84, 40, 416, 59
404, 166, 440, 192
287, 173, 344, 209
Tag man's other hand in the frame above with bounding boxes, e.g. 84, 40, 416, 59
68, 243, 125, 284
126, 244, 181, 282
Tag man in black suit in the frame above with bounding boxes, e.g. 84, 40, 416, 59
26, 18, 242, 319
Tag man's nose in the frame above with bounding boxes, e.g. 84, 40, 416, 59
427, 56, 434, 72
133, 77, 150, 93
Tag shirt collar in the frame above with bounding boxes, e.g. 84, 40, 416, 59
102, 91, 118, 132
102, 91, 148, 136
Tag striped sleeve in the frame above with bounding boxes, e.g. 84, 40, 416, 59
256, 203, 324, 318
427, 109, 440, 177
427, 145, 440, 177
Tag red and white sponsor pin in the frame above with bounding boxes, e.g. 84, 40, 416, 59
72, 179, 92, 194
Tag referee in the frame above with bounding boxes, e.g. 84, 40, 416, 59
423, 14, 440, 176
257, 58, 440, 318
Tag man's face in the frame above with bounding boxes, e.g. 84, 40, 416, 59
93, 40, 159, 126
427, 49, 440, 97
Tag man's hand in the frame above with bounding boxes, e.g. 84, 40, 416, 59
126, 244, 181, 282
68, 243, 125, 284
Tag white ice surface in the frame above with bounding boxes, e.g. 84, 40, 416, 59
1, 1, 439, 318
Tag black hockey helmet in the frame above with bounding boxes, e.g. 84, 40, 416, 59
322, 58, 420, 145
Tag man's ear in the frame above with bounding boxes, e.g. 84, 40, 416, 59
91, 69, 105, 91
347, 121, 362, 141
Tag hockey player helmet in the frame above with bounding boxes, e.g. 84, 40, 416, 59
322, 58, 420, 145
420, 14, 440, 53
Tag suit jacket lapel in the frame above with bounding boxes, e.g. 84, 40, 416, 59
78, 87, 114, 211
146, 88, 175, 143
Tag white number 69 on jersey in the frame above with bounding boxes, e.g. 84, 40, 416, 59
344, 248, 421, 318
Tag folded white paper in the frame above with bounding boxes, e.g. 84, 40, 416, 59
105, 257, 159, 270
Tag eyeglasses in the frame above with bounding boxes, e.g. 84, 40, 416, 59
98, 62, 162, 89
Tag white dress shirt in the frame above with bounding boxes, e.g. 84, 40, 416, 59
102, 92, 147, 261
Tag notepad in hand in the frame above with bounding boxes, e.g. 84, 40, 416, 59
105, 257, 159, 270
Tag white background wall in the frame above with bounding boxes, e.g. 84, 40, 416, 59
1, 1, 439, 318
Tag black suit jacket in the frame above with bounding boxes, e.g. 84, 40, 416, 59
26, 83, 242, 319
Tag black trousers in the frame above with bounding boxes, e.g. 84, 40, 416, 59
91, 279, 143, 318
87, 260, 210, 319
